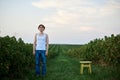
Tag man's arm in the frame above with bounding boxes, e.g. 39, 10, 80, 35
33, 33, 37, 55
46, 34, 49, 56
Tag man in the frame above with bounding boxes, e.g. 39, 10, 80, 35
33, 24, 49, 77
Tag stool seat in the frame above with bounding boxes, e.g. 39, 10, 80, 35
80, 61, 92, 74
80, 61, 92, 63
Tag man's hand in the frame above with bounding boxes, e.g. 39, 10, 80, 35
45, 51, 48, 56
33, 51, 35, 56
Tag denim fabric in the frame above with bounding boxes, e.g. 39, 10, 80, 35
35, 50, 46, 76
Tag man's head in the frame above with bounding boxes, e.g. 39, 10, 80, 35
38, 24, 45, 32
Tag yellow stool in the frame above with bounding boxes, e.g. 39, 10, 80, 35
80, 61, 92, 74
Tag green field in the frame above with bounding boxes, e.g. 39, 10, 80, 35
25, 44, 119, 80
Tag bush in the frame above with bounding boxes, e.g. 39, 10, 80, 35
66, 34, 120, 66
0, 36, 34, 79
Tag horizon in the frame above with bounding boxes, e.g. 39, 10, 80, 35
1, 33, 119, 45
0, 0, 120, 44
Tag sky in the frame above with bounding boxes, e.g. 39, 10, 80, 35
0, 0, 120, 44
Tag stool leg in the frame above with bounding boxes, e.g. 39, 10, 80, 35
89, 64, 92, 74
80, 64, 81, 74
80, 64, 83, 74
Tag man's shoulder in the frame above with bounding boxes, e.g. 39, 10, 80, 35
44, 33, 48, 36
35, 33, 38, 36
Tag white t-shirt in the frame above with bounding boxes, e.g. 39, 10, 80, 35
36, 33, 47, 50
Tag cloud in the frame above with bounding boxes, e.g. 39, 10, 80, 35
99, 0, 120, 16
42, 10, 79, 25
80, 26, 93, 31
32, 0, 93, 9
31, 0, 120, 44
32, 0, 120, 26
31, 0, 97, 25
32, 0, 62, 9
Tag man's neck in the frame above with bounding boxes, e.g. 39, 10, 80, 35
39, 32, 44, 34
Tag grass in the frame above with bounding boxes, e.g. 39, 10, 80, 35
25, 52, 119, 80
